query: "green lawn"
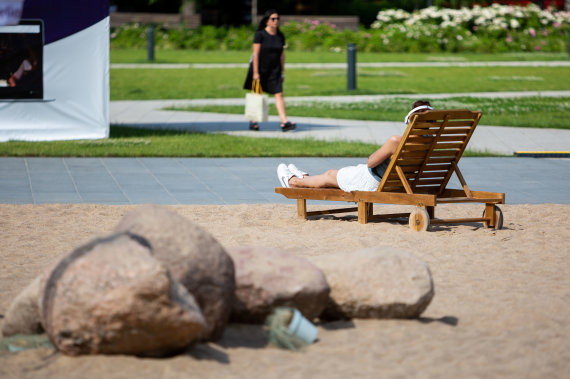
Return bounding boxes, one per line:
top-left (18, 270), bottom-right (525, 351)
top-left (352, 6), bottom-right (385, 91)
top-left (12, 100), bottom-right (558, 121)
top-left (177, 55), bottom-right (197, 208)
top-left (0, 126), bottom-right (499, 157)
top-left (110, 50), bottom-right (570, 131)
top-left (111, 66), bottom-right (570, 100)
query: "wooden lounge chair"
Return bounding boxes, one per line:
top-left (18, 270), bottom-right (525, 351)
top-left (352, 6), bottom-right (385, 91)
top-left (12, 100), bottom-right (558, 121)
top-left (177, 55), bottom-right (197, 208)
top-left (275, 109), bottom-right (505, 231)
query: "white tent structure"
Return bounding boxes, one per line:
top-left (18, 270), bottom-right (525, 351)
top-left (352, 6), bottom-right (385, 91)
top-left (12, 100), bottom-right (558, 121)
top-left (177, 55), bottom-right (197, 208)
top-left (0, 0), bottom-right (109, 141)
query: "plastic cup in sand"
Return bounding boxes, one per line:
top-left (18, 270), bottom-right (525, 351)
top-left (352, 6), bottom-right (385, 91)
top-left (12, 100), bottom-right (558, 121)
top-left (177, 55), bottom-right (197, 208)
top-left (287, 308), bottom-right (318, 344)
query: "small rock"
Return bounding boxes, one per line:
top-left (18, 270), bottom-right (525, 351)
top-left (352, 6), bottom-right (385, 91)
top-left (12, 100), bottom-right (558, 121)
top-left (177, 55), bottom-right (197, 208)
top-left (227, 246), bottom-right (330, 323)
top-left (311, 247), bottom-right (434, 320)
top-left (2, 276), bottom-right (43, 337)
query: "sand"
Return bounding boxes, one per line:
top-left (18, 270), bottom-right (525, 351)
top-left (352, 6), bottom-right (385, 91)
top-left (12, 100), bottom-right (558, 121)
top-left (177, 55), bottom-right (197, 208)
top-left (0, 203), bottom-right (569, 378)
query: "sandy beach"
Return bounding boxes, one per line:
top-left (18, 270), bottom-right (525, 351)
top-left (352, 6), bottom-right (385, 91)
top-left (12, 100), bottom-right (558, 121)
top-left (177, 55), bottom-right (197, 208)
top-left (1, 203), bottom-right (569, 378)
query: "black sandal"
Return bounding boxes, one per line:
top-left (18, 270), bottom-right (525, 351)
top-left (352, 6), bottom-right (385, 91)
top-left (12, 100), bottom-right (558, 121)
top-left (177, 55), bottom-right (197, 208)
top-left (280, 121), bottom-right (296, 132)
top-left (249, 121), bottom-right (259, 131)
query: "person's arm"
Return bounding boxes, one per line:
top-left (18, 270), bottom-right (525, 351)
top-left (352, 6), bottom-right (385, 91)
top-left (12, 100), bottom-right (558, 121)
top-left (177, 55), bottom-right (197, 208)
top-left (280, 51), bottom-right (285, 82)
top-left (252, 43), bottom-right (261, 81)
top-left (367, 135), bottom-right (402, 168)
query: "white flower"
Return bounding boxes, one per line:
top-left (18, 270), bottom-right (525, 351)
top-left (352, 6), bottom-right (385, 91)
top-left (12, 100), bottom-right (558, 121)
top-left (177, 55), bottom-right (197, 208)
top-left (369, 4), bottom-right (570, 31)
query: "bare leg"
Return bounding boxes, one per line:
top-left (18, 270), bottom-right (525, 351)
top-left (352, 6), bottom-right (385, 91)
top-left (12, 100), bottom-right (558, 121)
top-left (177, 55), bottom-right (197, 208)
top-left (274, 92), bottom-right (287, 124)
top-left (289, 169), bottom-right (339, 188)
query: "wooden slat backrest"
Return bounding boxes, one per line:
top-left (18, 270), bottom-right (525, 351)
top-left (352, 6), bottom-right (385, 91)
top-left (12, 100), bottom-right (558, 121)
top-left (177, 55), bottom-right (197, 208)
top-left (377, 109), bottom-right (482, 195)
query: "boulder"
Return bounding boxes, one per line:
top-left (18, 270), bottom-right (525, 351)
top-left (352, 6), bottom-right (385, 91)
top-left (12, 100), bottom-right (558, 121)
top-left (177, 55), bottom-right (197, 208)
top-left (114, 205), bottom-right (235, 341)
top-left (39, 232), bottom-right (206, 356)
top-left (227, 246), bottom-right (330, 323)
top-left (2, 276), bottom-right (43, 337)
top-left (311, 247), bottom-right (434, 320)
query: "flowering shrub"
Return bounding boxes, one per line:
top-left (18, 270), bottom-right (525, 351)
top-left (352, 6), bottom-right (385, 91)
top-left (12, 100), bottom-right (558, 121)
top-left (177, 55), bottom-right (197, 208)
top-left (111, 24), bottom-right (253, 50)
top-left (110, 5), bottom-right (569, 53)
top-left (370, 4), bottom-right (570, 53)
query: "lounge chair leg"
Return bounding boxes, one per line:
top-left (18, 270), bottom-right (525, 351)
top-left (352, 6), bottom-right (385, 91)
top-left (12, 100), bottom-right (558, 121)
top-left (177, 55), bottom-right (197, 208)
top-left (297, 199), bottom-right (307, 220)
top-left (367, 203), bottom-right (374, 218)
top-left (426, 206), bottom-right (435, 219)
top-left (358, 201), bottom-right (369, 224)
top-left (484, 203), bottom-right (496, 227)
top-left (483, 204), bottom-right (503, 229)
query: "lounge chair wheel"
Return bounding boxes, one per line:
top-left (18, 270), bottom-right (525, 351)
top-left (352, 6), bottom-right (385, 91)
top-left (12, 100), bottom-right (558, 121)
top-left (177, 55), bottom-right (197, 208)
top-left (482, 205), bottom-right (503, 230)
top-left (409, 207), bottom-right (430, 232)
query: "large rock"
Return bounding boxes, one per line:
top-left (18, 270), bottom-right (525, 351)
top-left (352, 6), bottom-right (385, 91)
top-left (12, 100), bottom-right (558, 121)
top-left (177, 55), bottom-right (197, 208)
top-left (227, 246), bottom-right (330, 323)
top-left (2, 276), bottom-right (43, 337)
top-left (311, 247), bottom-right (434, 320)
top-left (114, 205), bottom-right (235, 341)
top-left (39, 232), bottom-right (206, 356)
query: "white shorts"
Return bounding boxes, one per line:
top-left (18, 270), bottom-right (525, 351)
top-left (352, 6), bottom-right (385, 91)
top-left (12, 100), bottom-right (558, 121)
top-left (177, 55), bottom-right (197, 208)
top-left (336, 164), bottom-right (381, 192)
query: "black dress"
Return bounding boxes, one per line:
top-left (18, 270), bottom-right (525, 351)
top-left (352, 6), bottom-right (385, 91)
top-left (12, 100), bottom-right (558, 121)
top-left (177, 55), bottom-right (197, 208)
top-left (243, 29), bottom-right (285, 95)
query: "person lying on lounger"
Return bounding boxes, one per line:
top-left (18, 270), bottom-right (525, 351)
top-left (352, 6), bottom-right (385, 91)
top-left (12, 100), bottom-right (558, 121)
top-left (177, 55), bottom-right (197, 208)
top-left (276, 100), bottom-right (433, 192)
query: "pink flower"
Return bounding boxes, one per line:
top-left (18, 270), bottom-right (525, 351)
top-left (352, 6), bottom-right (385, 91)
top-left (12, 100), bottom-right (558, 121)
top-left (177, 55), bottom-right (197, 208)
top-left (534, 45), bottom-right (541, 51)
top-left (529, 28), bottom-right (536, 38)
top-left (506, 34), bottom-right (512, 43)
top-left (472, 26), bottom-right (478, 31)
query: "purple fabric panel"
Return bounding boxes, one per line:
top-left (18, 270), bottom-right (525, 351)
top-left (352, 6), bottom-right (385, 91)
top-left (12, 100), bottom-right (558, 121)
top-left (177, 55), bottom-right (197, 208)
top-left (21, 0), bottom-right (109, 44)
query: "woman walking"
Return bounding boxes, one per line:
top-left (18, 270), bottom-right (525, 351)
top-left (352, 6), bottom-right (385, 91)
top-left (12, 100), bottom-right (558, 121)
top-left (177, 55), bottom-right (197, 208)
top-left (243, 9), bottom-right (296, 132)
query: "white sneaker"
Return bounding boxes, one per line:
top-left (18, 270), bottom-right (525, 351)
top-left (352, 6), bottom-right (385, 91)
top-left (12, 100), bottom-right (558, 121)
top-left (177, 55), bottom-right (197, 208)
top-left (288, 163), bottom-right (308, 179)
top-left (277, 163), bottom-right (293, 188)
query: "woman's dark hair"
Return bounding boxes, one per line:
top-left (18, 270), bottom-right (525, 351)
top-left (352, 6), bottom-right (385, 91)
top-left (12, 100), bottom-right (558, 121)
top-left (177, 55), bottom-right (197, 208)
top-left (412, 100), bottom-right (431, 109)
top-left (404, 100), bottom-right (433, 124)
top-left (257, 9), bottom-right (282, 34)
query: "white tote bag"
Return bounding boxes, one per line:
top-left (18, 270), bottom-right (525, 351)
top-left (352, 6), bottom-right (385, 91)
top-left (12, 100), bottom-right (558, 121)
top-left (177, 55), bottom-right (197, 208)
top-left (244, 79), bottom-right (269, 122)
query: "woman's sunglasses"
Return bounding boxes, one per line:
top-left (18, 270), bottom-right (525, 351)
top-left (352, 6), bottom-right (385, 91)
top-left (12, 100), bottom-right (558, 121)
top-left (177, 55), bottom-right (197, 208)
top-left (270, 17), bottom-right (280, 21)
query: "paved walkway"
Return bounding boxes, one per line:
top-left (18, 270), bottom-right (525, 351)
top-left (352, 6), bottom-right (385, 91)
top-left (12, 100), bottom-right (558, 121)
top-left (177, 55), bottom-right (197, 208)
top-left (110, 61), bottom-right (570, 69)
top-left (1, 157), bottom-right (568, 205)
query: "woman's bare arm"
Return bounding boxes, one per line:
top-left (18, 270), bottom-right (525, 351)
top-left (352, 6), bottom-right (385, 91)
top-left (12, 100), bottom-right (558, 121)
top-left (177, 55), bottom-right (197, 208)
top-left (252, 43), bottom-right (261, 80)
top-left (367, 135), bottom-right (401, 168)
top-left (280, 51), bottom-right (285, 81)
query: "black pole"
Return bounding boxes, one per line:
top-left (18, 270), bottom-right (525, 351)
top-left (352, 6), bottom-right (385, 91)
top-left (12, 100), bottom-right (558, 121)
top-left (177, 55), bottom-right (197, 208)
top-left (347, 43), bottom-right (356, 91)
top-left (147, 25), bottom-right (155, 62)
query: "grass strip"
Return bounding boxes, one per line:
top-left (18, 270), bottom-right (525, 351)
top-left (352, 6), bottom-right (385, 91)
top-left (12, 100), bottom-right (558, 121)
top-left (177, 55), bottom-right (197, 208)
top-left (168, 96), bottom-right (570, 130)
top-left (110, 50), bottom-right (570, 64)
top-left (0, 126), bottom-right (499, 157)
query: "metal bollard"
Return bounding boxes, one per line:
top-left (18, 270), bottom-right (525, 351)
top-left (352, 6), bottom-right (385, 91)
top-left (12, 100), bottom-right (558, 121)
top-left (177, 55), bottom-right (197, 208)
top-left (147, 25), bottom-right (155, 62)
top-left (347, 43), bottom-right (356, 91)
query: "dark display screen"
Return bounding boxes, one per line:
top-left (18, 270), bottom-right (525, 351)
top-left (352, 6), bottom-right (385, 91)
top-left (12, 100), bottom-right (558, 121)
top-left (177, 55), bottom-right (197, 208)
top-left (0, 19), bottom-right (43, 99)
